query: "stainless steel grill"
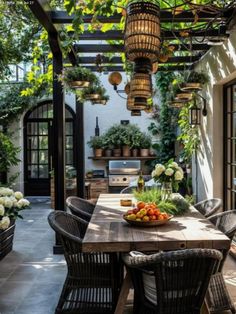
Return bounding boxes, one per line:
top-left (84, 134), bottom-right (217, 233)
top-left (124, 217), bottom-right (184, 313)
top-left (108, 160), bottom-right (141, 187)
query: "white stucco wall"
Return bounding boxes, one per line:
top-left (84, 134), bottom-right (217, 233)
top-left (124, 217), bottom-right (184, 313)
top-left (8, 72), bottom-right (154, 193)
top-left (193, 27), bottom-right (236, 201)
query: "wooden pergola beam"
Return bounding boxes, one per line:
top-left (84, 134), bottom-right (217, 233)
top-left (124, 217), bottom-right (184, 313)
top-left (82, 65), bottom-right (190, 72)
top-left (74, 43), bottom-right (209, 53)
top-left (72, 55), bottom-right (200, 64)
top-left (74, 29), bottom-right (228, 40)
top-left (50, 10), bottom-right (226, 24)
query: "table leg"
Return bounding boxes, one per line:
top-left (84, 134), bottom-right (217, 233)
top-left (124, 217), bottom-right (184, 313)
top-left (114, 271), bottom-right (132, 314)
top-left (201, 300), bottom-right (210, 314)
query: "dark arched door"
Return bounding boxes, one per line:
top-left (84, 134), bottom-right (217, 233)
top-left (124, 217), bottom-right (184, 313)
top-left (24, 101), bottom-right (75, 196)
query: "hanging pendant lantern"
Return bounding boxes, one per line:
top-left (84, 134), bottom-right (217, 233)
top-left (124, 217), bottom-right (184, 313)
top-left (124, 1), bottom-right (161, 63)
top-left (131, 110), bottom-right (141, 116)
top-left (130, 73), bottom-right (152, 103)
top-left (189, 106), bottom-right (201, 125)
top-left (126, 95), bottom-right (147, 111)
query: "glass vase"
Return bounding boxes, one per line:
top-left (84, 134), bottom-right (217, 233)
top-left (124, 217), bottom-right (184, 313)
top-left (161, 182), bottom-right (172, 201)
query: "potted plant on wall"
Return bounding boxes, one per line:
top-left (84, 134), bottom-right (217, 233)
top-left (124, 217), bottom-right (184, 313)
top-left (63, 66), bottom-right (98, 89)
top-left (103, 135), bottom-right (114, 157)
top-left (140, 133), bottom-right (152, 157)
top-left (120, 125), bottom-right (132, 157)
top-left (181, 71), bottom-right (209, 92)
top-left (87, 135), bottom-right (105, 157)
top-left (104, 125), bottom-right (124, 157)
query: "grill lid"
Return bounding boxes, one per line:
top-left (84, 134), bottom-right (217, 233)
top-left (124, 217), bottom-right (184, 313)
top-left (108, 160), bottom-right (141, 174)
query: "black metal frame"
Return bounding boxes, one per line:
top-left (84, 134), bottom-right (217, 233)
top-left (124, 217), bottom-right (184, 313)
top-left (223, 79), bottom-right (236, 211)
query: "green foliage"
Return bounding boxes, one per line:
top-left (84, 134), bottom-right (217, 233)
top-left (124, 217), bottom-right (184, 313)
top-left (149, 72), bottom-right (178, 164)
top-left (186, 71), bottom-right (209, 85)
top-left (0, 82), bottom-right (35, 127)
top-left (133, 188), bottom-right (162, 204)
top-left (134, 188), bottom-right (190, 216)
top-left (140, 133), bottom-right (152, 149)
top-left (87, 136), bottom-right (105, 149)
top-left (63, 67), bottom-right (98, 84)
top-left (0, 132), bottom-right (20, 173)
top-left (178, 103), bottom-right (200, 162)
top-left (80, 85), bottom-right (109, 102)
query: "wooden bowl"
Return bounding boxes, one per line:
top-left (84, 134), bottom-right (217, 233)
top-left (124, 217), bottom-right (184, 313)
top-left (123, 215), bottom-right (173, 227)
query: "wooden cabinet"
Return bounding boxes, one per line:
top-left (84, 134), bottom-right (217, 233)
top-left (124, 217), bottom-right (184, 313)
top-left (85, 178), bottom-right (108, 200)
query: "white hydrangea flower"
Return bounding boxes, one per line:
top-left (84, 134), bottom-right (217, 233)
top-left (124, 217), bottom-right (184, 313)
top-left (0, 204), bottom-right (5, 216)
top-left (0, 216), bottom-right (10, 230)
top-left (0, 197), bottom-right (5, 205)
top-left (170, 162), bottom-right (179, 169)
top-left (4, 197), bottom-right (13, 208)
top-left (0, 188), bottom-right (14, 196)
top-left (154, 164), bottom-right (166, 176)
top-left (165, 168), bottom-right (174, 176)
top-left (175, 170), bottom-right (184, 181)
top-left (17, 198), bottom-right (30, 208)
top-left (14, 191), bottom-right (23, 200)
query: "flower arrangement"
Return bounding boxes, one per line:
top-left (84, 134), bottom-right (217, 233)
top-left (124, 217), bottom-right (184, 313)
top-left (151, 159), bottom-right (184, 191)
top-left (0, 187), bottom-right (30, 230)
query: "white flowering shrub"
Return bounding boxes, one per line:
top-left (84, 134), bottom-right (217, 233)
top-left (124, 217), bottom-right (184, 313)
top-left (151, 159), bottom-right (184, 191)
top-left (0, 187), bottom-right (30, 230)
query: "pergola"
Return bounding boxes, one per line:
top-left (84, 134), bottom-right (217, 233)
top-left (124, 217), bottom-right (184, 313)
top-left (24, 0), bottom-right (236, 251)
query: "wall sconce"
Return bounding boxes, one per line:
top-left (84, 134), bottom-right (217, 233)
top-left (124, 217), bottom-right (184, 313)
top-left (108, 72), bottom-right (130, 99)
top-left (189, 95), bottom-right (207, 125)
top-left (189, 105), bottom-right (201, 125)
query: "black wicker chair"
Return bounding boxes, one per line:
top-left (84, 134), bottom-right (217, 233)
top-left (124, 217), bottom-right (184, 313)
top-left (122, 249), bottom-right (222, 314)
top-left (194, 198), bottom-right (222, 218)
top-left (66, 196), bottom-right (95, 222)
top-left (48, 211), bottom-right (123, 314)
top-left (205, 210), bottom-right (236, 314)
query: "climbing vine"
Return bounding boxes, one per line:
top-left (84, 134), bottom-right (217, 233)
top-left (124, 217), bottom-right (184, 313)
top-left (177, 103), bottom-right (200, 163)
top-left (148, 72), bottom-right (178, 163)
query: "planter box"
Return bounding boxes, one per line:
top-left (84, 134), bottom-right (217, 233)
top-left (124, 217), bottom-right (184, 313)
top-left (0, 220), bottom-right (15, 260)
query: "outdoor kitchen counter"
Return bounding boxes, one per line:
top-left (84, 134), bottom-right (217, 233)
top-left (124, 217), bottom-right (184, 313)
top-left (82, 193), bottom-right (230, 253)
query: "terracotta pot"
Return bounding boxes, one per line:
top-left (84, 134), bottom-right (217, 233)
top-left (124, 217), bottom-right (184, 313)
top-left (94, 148), bottom-right (103, 157)
top-left (113, 148), bottom-right (121, 157)
top-left (122, 145), bottom-right (131, 157)
top-left (132, 148), bottom-right (139, 157)
top-left (140, 148), bottom-right (150, 157)
top-left (104, 149), bottom-right (112, 157)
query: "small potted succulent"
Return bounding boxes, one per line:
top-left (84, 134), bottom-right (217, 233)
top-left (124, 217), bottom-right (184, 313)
top-left (63, 66), bottom-right (98, 89)
top-left (140, 133), bottom-right (152, 157)
top-left (87, 135), bottom-right (105, 157)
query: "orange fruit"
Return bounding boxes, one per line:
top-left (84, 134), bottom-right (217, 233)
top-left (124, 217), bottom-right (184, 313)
top-left (142, 215), bottom-right (150, 222)
top-left (137, 201), bottom-right (145, 210)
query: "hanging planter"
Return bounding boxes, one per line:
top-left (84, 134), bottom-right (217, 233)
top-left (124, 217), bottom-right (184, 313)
top-left (176, 93), bottom-right (193, 101)
top-left (181, 71), bottom-right (209, 92)
top-left (81, 85), bottom-right (109, 103)
top-left (63, 66), bottom-right (98, 89)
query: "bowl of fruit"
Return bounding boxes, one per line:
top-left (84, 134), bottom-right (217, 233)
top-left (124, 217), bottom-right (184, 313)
top-left (123, 201), bottom-right (173, 227)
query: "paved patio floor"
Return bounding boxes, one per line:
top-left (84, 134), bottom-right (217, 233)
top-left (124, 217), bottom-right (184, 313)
top-left (0, 199), bottom-right (235, 314)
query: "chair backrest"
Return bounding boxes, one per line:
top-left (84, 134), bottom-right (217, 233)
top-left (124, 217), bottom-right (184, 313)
top-left (48, 211), bottom-right (87, 253)
top-left (123, 248), bottom-right (222, 314)
top-left (209, 210), bottom-right (236, 240)
top-left (66, 196), bottom-right (94, 222)
top-left (194, 198), bottom-right (222, 218)
top-left (66, 196), bottom-right (95, 214)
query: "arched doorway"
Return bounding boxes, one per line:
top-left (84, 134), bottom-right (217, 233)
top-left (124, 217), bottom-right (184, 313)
top-left (23, 101), bottom-right (75, 196)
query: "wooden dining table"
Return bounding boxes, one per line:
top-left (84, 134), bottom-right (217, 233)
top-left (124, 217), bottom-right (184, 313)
top-left (82, 193), bottom-right (231, 314)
